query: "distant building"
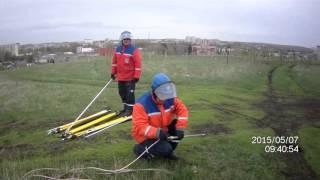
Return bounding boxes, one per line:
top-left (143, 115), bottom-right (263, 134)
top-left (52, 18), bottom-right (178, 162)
top-left (273, 52), bottom-right (280, 57)
top-left (93, 41), bottom-right (106, 48)
top-left (185, 36), bottom-right (218, 56)
top-left (111, 40), bottom-right (120, 45)
top-left (36, 58), bottom-right (48, 64)
top-left (0, 43), bottom-right (19, 56)
top-left (191, 45), bottom-right (217, 56)
top-left (77, 47), bottom-right (94, 54)
top-left (97, 48), bottom-right (114, 56)
top-left (185, 36), bottom-right (200, 44)
top-left (84, 39), bottom-right (94, 45)
top-left (63, 52), bottom-right (74, 55)
top-left (36, 54), bottom-right (56, 64)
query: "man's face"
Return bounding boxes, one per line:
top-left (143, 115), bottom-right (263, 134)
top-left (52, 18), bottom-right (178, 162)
top-left (122, 38), bottom-right (131, 46)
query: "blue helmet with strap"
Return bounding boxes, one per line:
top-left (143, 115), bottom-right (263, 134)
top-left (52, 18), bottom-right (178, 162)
top-left (151, 73), bottom-right (171, 90)
top-left (151, 73), bottom-right (176, 100)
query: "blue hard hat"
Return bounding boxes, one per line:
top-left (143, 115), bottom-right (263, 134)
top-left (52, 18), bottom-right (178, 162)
top-left (151, 73), bottom-right (172, 90)
top-left (151, 73), bottom-right (177, 100)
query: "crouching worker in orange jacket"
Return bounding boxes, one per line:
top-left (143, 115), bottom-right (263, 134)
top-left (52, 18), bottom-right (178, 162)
top-left (131, 73), bottom-right (188, 160)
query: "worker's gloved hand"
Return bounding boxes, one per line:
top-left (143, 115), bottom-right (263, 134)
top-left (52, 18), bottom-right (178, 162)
top-left (158, 129), bottom-right (167, 140)
top-left (133, 78), bottom-right (139, 83)
top-left (176, 130), bottom-right (184, 140)
top-left (111, 74), bottom-right (116, 80)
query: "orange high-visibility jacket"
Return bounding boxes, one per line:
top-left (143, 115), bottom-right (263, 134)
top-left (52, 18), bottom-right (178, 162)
top-left (111, 44), bottom-right (142, 81)
top-left (131, 92), bottom-right (188, 143)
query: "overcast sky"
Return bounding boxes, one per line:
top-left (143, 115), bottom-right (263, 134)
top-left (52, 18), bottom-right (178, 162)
top-left (0, 0), bottom-right (319, 47)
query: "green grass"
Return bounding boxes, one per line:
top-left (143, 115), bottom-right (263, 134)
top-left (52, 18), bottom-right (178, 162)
top-left (0, 55), bottom-right (319, 179)
top-left (299, 127), bottom-right (320, 177)
top-left (292, 64), bottom-right (320, 96)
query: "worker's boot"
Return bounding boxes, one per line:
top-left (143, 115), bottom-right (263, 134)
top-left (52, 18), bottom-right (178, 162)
top-left (118, 105), bottom-right (132, 116)
top-left (118, 104), bottom-right (127, 115)
top-left (165, 152), bottom-right (179, 161)
top-left (123, 105), bottom-right (133, 116)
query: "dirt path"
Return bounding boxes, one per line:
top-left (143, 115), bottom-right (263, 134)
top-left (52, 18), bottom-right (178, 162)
top-left (259, 65), bottom-right (317, 179)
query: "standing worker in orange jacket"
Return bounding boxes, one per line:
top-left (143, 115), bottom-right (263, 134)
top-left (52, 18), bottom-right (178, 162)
top-left (132, 73), bottom-right (188, 160)
top-left (111, 31), bottom-right (142, 115)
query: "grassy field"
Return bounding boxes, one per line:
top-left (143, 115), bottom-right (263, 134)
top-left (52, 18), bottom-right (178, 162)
top-left (0, 55), bottom-right (319, 179)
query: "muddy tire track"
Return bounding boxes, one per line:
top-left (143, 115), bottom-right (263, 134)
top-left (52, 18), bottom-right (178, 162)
top-left (198, 98), bottom-right (260, 122)
top-left (260, 65), bottom-right (317, 179)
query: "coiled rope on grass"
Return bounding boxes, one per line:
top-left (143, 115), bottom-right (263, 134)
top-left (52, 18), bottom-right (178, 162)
top-left (22, 139), bottom-right (169, 179)
top-left (22, 134), bottom-right (206, 179)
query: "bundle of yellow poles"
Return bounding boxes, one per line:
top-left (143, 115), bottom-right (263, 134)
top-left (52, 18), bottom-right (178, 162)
top-left (47, 109), bottom-right (132, 140)
top-left (47, 79), bottom-right (132, 140)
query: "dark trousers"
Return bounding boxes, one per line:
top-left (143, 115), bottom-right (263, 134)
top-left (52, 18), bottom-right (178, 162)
top-left (134, 120), bottom-right (178, 158)
top-left (118, 80), bottom-right (136, 111)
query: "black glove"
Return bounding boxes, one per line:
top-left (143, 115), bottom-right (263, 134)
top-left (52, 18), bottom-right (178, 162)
top-left (158, 129), bottom-right (167, 140)
top-left (111, 74), bottom-right (116, 80)
top-left (176, 130), bottom-right (184, 140)
top-left (133, 78), bottom-right (139, 83)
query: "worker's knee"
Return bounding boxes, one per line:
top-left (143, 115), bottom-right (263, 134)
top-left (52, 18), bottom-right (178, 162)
top-left (155, 140), bottom-right (173, 156)
top-left (133, 140), bottom-right (173, 158)
top-left (133, 144), bottom-right (144, 156)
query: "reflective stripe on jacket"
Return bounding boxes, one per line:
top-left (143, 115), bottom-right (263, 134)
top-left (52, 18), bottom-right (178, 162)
top-left (131, 92), bottom-right (188, 143)
top-left (111, 44), bottom-right (142, 81)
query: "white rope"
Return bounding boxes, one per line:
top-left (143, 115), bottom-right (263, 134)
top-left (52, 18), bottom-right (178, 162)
top-left (117, 139), bottom-right (160, 171)
top-left (185, 133), bottom-right (206, 137)
top-left (65, 79), bottom-right (113, 134)
top-left (168, 133), bottom-right (207, 141)
top-left (27, 174), bottom-right (59, 180)
top-left (68, 134), bottom-right (206, 174)
top-left (27, 174), bottom-right (91, 180)
top-left (65, 139), bottom-right (162, 176)
top-left (23, 134), bottom-right (206, 179)
top-left (22, 168), bottom-right (60, 179)
top-left (96, 168), bottom-right (172, 175)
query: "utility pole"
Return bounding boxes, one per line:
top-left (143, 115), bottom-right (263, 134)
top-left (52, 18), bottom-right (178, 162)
top-left (227, 50), bottom-right (229, 64)
top-left (226, 46), bottom-right (231, 64)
